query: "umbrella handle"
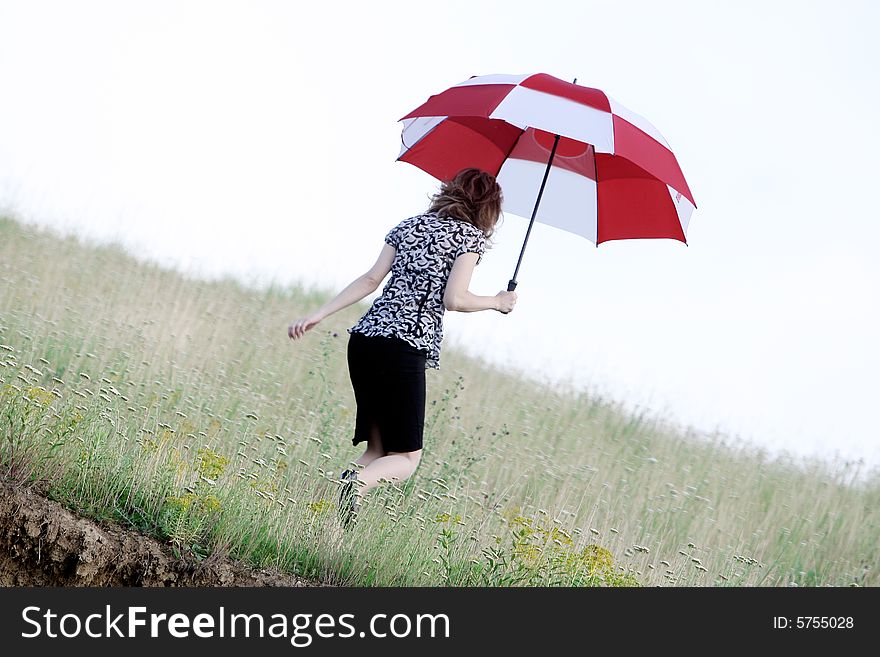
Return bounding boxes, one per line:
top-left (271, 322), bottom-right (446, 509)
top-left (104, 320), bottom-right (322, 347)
top-left (496, 279), bottom-right (517, 314)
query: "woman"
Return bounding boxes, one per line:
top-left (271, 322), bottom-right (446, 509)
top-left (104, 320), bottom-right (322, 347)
top-left (288, 168), bottom-right (517, 527)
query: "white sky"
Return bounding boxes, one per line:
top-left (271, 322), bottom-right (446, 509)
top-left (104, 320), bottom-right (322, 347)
top-left (1, 0), bottom-right (878, 471)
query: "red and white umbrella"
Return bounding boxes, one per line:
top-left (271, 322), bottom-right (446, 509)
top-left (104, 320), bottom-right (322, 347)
top-left (397, 72), bottom-right (698, 290)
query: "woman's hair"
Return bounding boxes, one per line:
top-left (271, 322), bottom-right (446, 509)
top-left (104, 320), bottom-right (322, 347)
top-left (427, 168), bottom-right (503, 239)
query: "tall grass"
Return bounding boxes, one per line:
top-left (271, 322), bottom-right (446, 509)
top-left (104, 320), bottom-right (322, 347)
top-left (1, 213), bottom-right (877, 586)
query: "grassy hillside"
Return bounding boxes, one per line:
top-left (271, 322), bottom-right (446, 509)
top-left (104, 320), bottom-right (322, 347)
top-left (1, 213), bottom-right (877, 586)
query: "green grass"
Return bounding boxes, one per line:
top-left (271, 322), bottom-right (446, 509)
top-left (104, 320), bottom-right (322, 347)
top-left (1, 213), bottom-right (877, 586)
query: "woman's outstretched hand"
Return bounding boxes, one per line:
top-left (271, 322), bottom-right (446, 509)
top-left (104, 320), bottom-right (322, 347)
top-left (495, 290), bottom-right (517, 314)
top-left (288, 312), bottom-right (324, 340)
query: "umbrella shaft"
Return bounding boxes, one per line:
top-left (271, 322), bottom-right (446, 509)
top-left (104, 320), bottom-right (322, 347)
top-left (508, 132), bottom-right (561, 292)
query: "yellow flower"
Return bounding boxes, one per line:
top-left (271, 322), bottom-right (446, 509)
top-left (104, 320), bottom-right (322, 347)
top-left (309, 499), bottom-right (331, 516)
top-left (500, 505), bottom-right (522, 523)
top-left (580, 544), bottom-right (614, 575)
top-left (434, 512), bottom-right (463, 524)
top-left (25, 385), bottom-right (55, 406)
top-left (197, 447), bottom-right (229, 480)
top-left (167, 493), bottom-right (195, 511)
top-left (201, 495), bottom-right (221, 513)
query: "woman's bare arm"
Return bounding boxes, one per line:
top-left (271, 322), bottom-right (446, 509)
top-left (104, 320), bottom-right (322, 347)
top-left (289, 243), bottom-right (395, 340)
top-left (443, 252), bottom-right (501, 312)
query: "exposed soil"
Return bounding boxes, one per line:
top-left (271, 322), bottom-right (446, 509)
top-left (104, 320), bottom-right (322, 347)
top-left (0, 482), bottom-right (328, 587)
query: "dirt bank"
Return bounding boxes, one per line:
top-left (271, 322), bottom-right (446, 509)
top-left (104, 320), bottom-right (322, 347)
top-left (0, 482), bottom-right (326, 586)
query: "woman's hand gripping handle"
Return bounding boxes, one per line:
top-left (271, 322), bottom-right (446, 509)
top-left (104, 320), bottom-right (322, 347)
top-left (496, 282), bottom-right (518, 314)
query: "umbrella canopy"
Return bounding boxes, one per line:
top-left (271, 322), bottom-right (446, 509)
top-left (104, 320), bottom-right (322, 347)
top-left (397, 73), bottom-right (697, 248)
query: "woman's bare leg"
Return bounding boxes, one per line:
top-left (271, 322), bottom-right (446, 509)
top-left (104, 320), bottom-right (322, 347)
top-left (352, 420), bottom-right (385, 468)
top-left (355, 449), bottom-right (422, 500)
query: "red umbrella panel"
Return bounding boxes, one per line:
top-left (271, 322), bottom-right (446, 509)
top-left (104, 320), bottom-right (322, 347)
top-left (397, 73), bottom-right (697, 247)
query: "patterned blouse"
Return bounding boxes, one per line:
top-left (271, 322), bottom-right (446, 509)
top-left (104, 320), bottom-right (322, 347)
top-left (347, 211), bottom-right (488, 369)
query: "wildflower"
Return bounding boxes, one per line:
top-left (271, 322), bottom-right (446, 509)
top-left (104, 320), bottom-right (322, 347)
top-left (435, 512), bottom-right (463, 524)
top-left (197, 448), bottom-right (229, 480)
top-left (25, 386), bottom-right (55, 406)
top-left (308, 499), bottom-right (331, 515)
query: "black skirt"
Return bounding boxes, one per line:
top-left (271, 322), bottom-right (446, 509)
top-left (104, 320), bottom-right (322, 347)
top-left (347, 331), bottom-right (428, 453)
